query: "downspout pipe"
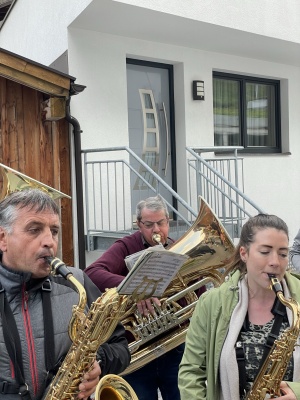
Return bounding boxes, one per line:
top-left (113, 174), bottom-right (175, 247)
top-left (66, 96), bottom-right (86, 270)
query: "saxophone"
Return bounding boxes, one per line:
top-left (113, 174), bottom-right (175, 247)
top-left (44, 257), bottom-right (138, 400)
top-left (246, 274), bottom-right (300, 400)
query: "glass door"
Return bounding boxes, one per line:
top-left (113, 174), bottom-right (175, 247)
top-left (126, 60), bottom-right (176, 219)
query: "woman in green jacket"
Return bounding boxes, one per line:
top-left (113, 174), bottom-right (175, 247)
top-left (179, 213), bottom-right (300, 400)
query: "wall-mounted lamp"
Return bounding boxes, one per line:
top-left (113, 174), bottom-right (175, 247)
top-left (192, 80), bottom-right (205, 100)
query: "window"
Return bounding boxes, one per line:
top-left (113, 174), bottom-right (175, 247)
top-left (213, 72), bottom-right (281, 153)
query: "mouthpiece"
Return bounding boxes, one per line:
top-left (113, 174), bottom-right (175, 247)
top-left (268, 273), bottom-right (283, 295)
top-left (152, 234), bottom-right (161, 244)
top-left (46, 256), bottom-right (72, 279)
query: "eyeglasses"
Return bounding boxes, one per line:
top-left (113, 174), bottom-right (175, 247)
top-left (139, 218), bottom-right (169, 229)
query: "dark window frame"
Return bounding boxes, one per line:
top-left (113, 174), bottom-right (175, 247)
top-left (213, 72), bottom-right (281, 154)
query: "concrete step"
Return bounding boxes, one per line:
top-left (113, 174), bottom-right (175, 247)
top-left (86, 231), bottom-right (131, 252)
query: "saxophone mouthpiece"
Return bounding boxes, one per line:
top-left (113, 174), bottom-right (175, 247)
top-left (267, 273), bottom-right (282, 294)
top-left (46, 256), bottom-right (72, 279)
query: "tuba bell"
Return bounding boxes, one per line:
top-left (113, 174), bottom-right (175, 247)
top-left (120, 196), bottom-right (235, 375)
top-left (0, 162), bottom-right (71, 200)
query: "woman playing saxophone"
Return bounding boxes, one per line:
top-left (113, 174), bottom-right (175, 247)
top-left (179, 213), bottom-right (300, 399)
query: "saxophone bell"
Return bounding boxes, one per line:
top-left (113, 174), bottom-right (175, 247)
top-left (95, 374), bottom-right (138, 400)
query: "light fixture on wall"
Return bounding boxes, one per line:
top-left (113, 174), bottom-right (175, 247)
top-left (192, 80), bottom-right (205, 100)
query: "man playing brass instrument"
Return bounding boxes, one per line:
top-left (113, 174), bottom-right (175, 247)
top-left (86, 195), bottom-right (174, 316)
top-left (0, 189), bottom-right (130, 399)
top-left (86, 195), bottom-right (179, 399)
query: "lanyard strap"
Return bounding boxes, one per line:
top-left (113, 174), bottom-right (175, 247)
top-left (0, 279), bottom-right (56, 398)
top-left (41, 279), bottom-right (55, 374)
top-left (0, 283), bottom-right (31, 398)
top-left (236, 298), bottom-right (286, 398)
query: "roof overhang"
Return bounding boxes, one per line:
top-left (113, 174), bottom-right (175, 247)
top-left (71, 0), bottom-right (300, 68)
top-left (0, 47), bottom-right (76, 97)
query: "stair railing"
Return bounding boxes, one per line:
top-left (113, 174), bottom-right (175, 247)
top-left (82, 147), bottom-right (197, 250)
top-left (186, 146), bottom-right (265, 238)
top-left (82, 146), bottom-right (265, 251)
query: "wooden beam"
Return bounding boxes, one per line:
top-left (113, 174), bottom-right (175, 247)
top-left (0, 50), bottom-right (71, 97)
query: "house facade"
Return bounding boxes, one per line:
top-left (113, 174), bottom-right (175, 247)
top-left (1, 0), bottom-right (300, 256)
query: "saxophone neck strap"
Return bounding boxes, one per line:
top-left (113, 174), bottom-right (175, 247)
top-left (236, 297), bottom-right (286, 398)
top-left (42, 279), bottom-right (56, 373)
top-left (0, 279), bottom-right (55, 398)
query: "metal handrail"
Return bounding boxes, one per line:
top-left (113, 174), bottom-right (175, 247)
top-left (186, 146), bottom-right (265, 238)
top-left (82, 147), bottom-right (197, 250)
top-left (186, 147), bottom-right (264, 213)
top-left (83, 146), bottom-right (196, 216)
top-left (82, 146), bottom-right (264, 251)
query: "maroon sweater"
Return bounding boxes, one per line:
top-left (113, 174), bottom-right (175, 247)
top-left (85, 231), bottom-right (146, 291)
top-left (85, 230), bottom-right (205, 297)
top-left (85, 231), bottom-right (206, 345)
top-left (85, 231), bottom-right (174, 290)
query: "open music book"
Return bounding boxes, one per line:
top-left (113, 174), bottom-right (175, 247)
top-left (117, 246), bottom-right (189, 298)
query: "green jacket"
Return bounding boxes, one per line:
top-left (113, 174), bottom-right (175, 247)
top-left (178, 270), bottom-right (300, 400)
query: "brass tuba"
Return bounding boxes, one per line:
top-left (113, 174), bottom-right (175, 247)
top-left (120, 197), bottom-right (235, 375)
top-left (0, 163), bottom-right (71, 200)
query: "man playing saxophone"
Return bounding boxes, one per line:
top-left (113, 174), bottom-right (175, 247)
top-left (179, 213), bottom-right (300, 400)
top-left (0, 189), bottom-right (130, 399)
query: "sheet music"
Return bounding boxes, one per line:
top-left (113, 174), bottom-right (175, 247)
top-left (118, 247), bottom-right (189, 298)
top-left (125, 244), bottom-right (163, 270)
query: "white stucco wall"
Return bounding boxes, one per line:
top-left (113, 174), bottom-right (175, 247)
top-left (1, 0), bottom-right (300, 66)
top-left (68, 28), bottom-right (300, 241)
top-left (0, 0), bottom-right (92, 64)
top-left (116, 0), bottom-right (300, 42)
